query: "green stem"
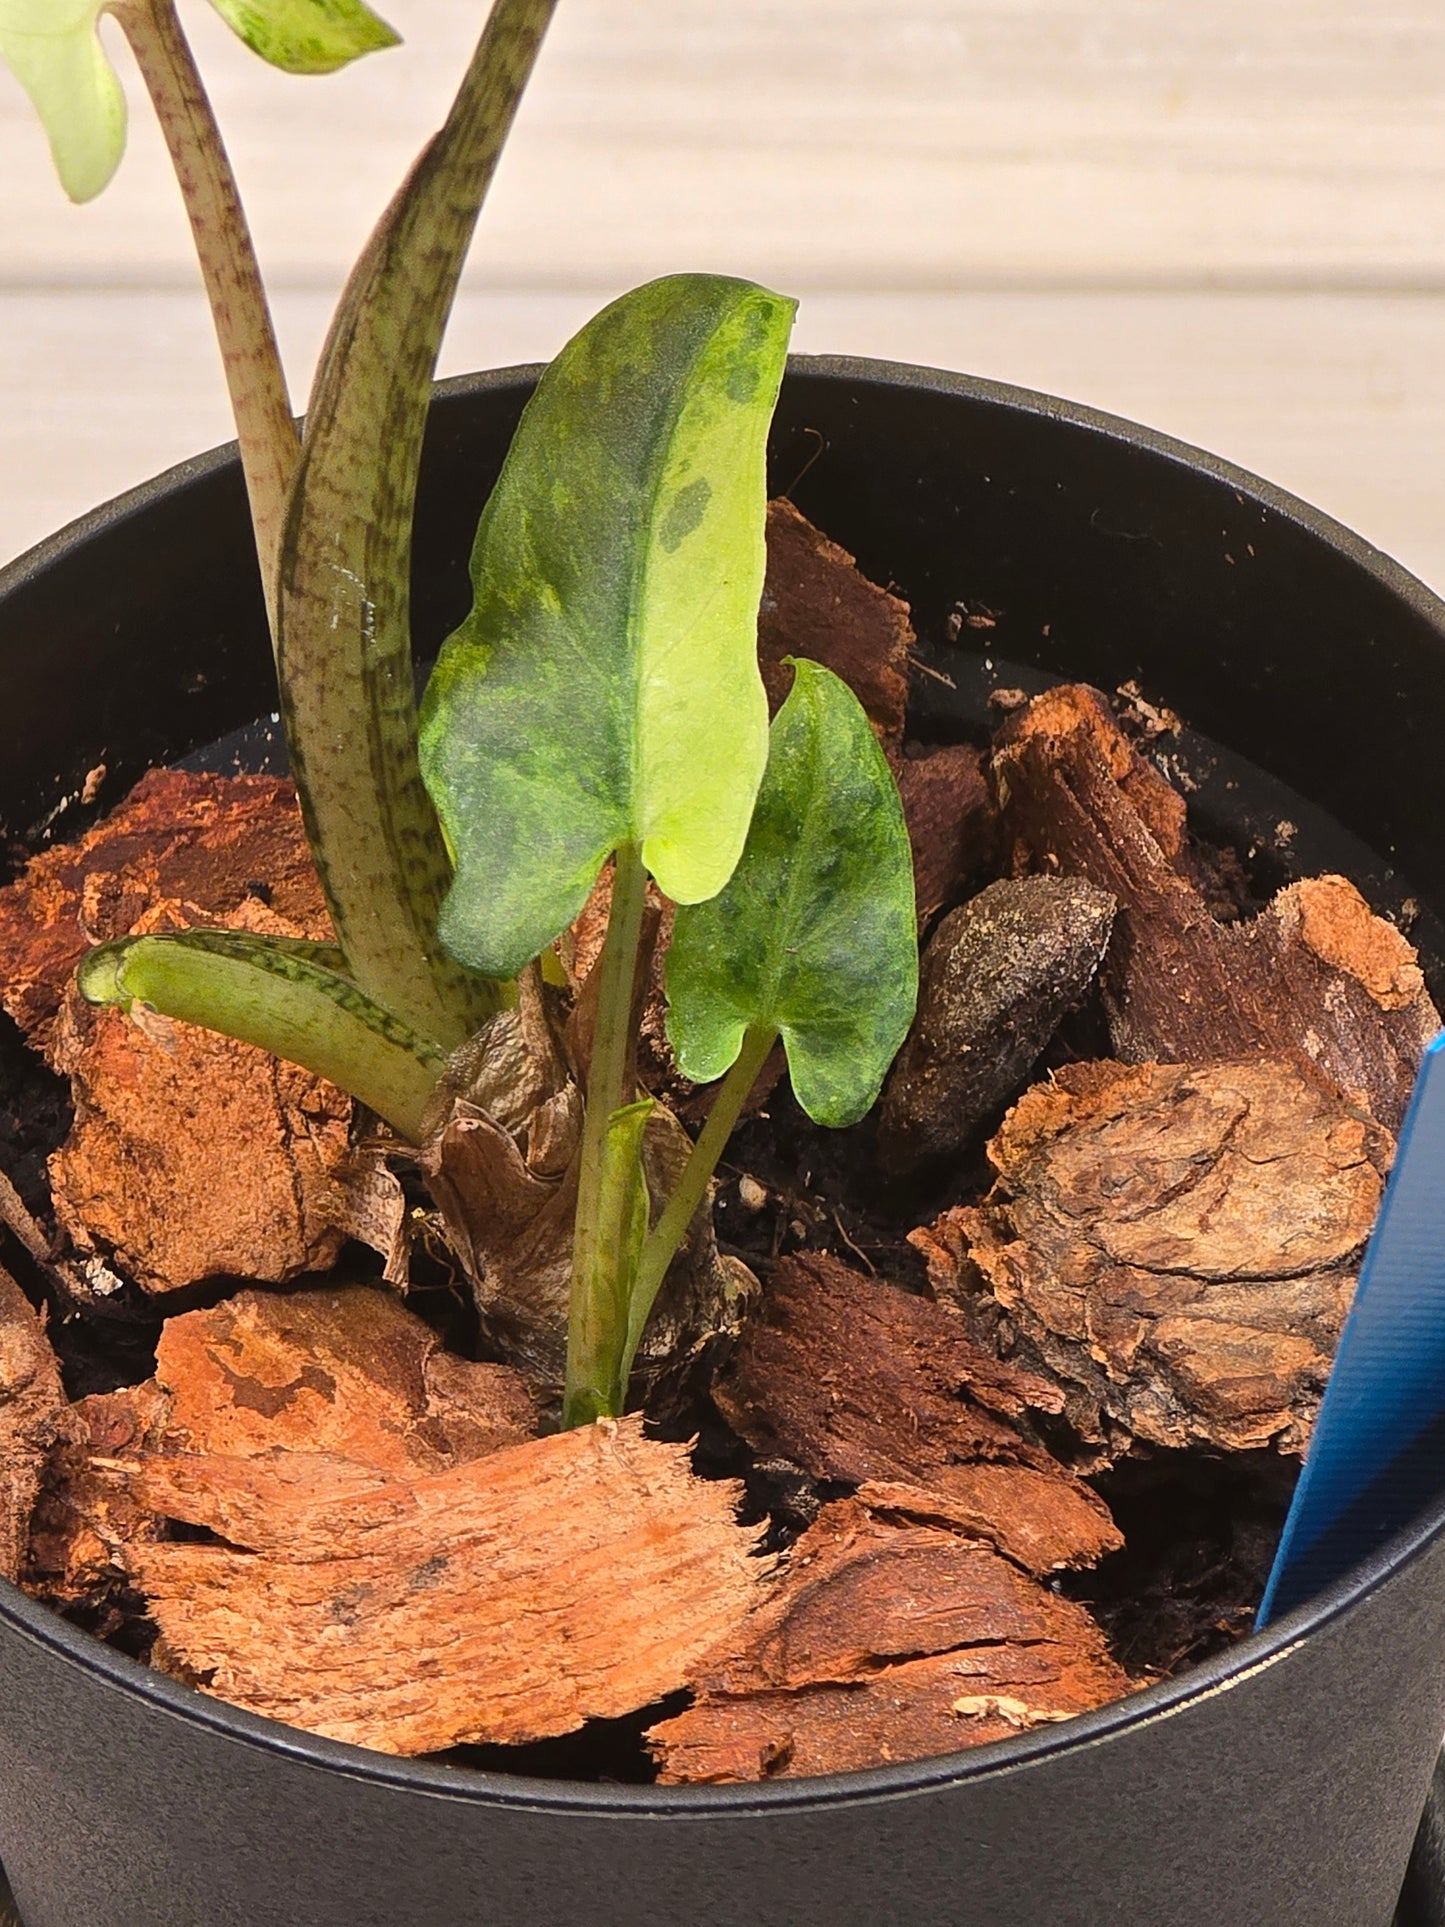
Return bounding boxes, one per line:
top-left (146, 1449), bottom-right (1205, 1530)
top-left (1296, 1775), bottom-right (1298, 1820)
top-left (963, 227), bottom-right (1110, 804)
top-left (619, 1022), bottom-right (778, 1390)
top-left (111, 0), bottom-right (298, 644)
top-left (562, 845), bottom-right (650, 1428)
top-left (77, 929), bottom-right (445, 1141)
top-left (277, 0), bottom-right (556, 1048)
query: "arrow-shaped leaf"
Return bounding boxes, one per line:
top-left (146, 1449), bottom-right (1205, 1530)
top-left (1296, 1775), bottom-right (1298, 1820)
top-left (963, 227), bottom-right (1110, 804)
top-left (0, 0), bottom-right (127, 202)
top-left (205, 0), bottom-right (399, 73)
top-left (419, 273), bottom-right (796, 982)
top-left (77, 928), bottom-right (445, 1141)
top-left (665, 658), bottom-right (918, 1129)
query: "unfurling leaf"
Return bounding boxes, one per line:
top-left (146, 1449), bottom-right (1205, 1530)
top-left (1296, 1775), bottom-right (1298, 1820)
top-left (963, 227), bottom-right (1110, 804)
top-left (77, 928), bottom-right (445, 1142)
top-left (0, 0), bottom-right (127, 202)
top-left (205, 0), bottom-right (399, 73)
top-left (569, 1097), bottom-right (655, 1425)
top-left (419, 273), bottom-right (796, 981)
top-left (665, 659), bottom-right (918, 1129)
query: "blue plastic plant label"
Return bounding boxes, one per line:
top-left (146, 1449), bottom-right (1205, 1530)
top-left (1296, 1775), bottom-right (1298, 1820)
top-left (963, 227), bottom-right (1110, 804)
top-left (1260, 1032), bottom-right (1445, 1625)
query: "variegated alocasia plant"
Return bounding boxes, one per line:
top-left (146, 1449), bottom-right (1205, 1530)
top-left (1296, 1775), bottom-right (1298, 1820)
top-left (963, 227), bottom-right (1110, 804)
top-left (9, 0), bottom-right (920, 1429)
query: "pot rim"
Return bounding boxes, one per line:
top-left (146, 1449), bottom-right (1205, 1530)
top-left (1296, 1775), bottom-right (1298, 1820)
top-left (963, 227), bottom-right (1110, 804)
top-left (3, 352), bottom-right (1443, 1816)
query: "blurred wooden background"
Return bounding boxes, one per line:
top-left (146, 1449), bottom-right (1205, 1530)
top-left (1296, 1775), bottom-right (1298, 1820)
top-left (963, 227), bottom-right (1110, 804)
top-left (3, 1), bottom-right (1445, 585)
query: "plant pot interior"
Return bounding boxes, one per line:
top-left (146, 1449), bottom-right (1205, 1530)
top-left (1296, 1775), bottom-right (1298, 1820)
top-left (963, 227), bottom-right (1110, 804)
top-left (2, 362), bottom-right (1445, 1927)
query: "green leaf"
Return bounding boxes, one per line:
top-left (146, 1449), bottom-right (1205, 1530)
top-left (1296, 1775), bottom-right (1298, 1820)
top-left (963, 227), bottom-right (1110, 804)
top-left (0, 0), bottom-right (127, 203)
top-left (665, 659), bottom-right (918, 1129)
top-left (419, 272), bottom-right (796, 981)
top-left (77, 928), bottom-right (446, 1142)
top-left (204, 0), bottom-right (399, 73)
top-left (277, 0), bottom-right (556, 1048)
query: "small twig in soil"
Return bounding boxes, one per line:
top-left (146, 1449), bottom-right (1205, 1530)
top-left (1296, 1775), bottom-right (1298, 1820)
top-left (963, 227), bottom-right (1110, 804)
top-left (910, 658), bottom-right (958, 688)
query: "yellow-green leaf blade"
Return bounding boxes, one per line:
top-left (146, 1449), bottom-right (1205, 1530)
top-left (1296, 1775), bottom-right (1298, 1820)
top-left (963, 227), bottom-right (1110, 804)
top-left (0, 0), bottom-right (126, 202)
top-left (204, 0), bottom-right (399, 73)
top-left (419, 273), bottom-right (795, 981)
top-left (665, 660), bottom-right (918, 1129)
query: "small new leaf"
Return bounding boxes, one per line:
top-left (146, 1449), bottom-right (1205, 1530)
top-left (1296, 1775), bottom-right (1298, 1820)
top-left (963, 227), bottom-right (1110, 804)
top-left (665, 659), bottom-right (918, 1129)
top-left (205, 0), bottom-right (399, 74)
top-left (0, 0), bottom-right (127, 202)
top-left (78, 928), bottom-right (445, 1142)
top-left (420, 273), bottom-right (795, 980)
top-left (564, 1096), bottom-right (655, 1428)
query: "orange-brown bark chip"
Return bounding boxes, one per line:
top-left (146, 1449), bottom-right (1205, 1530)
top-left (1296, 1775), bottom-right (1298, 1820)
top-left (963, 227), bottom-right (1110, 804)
top-left (0, 767), bottom-right (367, 1296)
top-left (0, 769), bottom-right (327, 1057)
top-left (151, 1286), bottom-right (536, 1470)
top-left (48, 984), bottom-right (354, 1294)
top-left (117, 1416), bottom-right (770, 1757)
top-left (0, 1265), bottom-right (76, 1582)
top-left (912, 1058), bottom-right (1392, 1457)
top-left (759, 499), bottom-right (913, 752)
top-left (713, 1253), bottom-right (1119, 1576)
top-left (27, 1379), bottom-right (170, 1611)
top-left (28, 1287), bottom-right (536, 1611)
top-left (647, 1498), bottom-right (1131, 1783)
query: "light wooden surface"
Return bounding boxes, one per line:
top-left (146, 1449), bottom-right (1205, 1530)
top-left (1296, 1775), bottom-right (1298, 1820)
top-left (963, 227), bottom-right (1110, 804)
top-left (3, 2), bottom-right (1445, 587)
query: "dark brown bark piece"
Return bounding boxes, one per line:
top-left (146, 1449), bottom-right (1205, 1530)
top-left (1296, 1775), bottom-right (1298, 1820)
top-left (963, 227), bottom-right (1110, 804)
top-left (561, 860), bottom-right (785, 1125)
top-left (0, 770), bottom-right (327, 1057)
top-left (895, 743), bottom-right (1000, 925)
top-left (759, 498), bottom-right (913, 751)
top-left (912, 1057), bottom-right (1392, 1456)
top-left (715, 1250), bottom-right (1062, 1475)
top-left (648, 1498), bottom-right (1130, 1783)
top-left (116, 1416), bottom-right (770, 1757)
top-left (879, 875), bottom-right (1117, 1174)
top-left (992, 684), bottom-right (1438, 1131)
top-left (714, 1253), bottom-right (1119, 1572)
top-left (855, 1466), bottom-right (1120, 1578)
top-left (0, 1265), bottom-right (75, 1582)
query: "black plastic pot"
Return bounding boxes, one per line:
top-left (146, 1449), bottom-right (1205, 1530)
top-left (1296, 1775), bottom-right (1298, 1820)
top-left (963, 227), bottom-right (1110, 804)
top-left (1, 359), bottom-right (1444, 1927)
